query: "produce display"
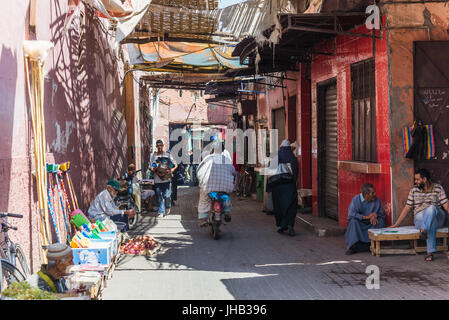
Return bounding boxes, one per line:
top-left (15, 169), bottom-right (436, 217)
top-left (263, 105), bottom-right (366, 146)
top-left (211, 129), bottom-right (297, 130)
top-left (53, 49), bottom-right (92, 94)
top-left (1, 281), bottom-right (59, 300)
top-left (120, 235), bottom-right (159, 256)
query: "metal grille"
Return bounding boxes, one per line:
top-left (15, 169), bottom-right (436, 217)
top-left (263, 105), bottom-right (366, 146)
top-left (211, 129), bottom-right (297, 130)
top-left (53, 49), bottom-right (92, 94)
top-left (351, 58), bottom-right (377, 162)
top-left (324, 85), bottom-right (338, 220)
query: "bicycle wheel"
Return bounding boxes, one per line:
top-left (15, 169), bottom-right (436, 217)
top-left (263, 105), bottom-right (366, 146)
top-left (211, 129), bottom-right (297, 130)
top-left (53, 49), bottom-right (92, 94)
top-left (118, 202), bottom-right (139, 230)
top-left (0, 246), bottom-right (7, 260)
top-left (13, 244), bottom-right (30, 278)
top-left (127, 203), bottom-right (139, 230)
top-left (1, 259), bottom-right (26, 293)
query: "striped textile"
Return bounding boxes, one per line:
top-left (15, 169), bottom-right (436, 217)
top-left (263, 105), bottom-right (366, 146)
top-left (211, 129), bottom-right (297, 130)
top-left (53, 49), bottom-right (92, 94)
top-left (402, 124), bottom-right (435, 159)
top-left (406, 183), bottom-right (449, 215)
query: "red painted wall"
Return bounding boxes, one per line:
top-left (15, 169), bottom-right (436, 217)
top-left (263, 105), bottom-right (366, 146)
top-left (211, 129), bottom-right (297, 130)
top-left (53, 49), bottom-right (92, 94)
top-left (296, 64), bottom-right (312, 190)
top-left (310, 18), bottom-right (391, 226)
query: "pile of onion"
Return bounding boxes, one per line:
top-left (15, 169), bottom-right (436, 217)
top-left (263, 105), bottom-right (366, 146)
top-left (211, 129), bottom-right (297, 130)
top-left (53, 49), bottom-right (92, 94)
top-left (120, 235), bottom-right (159, 256)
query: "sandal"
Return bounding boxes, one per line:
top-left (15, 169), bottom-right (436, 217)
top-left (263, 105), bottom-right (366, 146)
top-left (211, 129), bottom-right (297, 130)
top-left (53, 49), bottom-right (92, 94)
top-left (425, 253), bottom-right (434, 261)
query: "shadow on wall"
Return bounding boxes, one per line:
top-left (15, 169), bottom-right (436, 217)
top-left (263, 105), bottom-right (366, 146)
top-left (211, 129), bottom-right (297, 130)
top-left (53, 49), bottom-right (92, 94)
top-left (48, 2), bottom-right (127, 216)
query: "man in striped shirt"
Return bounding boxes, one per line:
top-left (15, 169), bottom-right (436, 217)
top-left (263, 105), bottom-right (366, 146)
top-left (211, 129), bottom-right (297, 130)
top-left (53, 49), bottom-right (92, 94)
top-left (390, 168), bottom-right (449, 261)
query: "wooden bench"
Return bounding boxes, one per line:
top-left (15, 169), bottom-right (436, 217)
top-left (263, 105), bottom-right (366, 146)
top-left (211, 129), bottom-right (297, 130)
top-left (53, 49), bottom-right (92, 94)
top-left (368, 227), bottom-right (449, 257)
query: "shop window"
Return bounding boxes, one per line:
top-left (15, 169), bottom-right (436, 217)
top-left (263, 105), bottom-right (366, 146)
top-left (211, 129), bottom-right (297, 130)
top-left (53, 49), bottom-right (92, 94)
top-left (351, 58), bottom-right (377, 162)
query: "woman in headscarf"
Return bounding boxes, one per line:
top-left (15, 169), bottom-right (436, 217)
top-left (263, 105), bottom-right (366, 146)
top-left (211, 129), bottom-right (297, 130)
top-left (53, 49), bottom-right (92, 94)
top-left (268, 139), bottom-right (299, 236)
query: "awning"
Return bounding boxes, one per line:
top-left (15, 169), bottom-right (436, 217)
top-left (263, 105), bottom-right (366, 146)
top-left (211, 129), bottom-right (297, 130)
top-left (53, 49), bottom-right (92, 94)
top-left (126, 41), bottom-right (247, 76)
top-left (232, 7), bottom-right (381, 74)
top-left (82, 0), bottom-right (152, 43)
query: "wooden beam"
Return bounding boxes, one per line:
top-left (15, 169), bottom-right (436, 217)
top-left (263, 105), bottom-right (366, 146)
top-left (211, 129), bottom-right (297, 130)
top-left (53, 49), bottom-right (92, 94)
top-left (124, 64), bottom-right (136, 164)
top-left (29, 0), bottom-right (37, 28)
top-left (121, 36), bottom-right (224, 45)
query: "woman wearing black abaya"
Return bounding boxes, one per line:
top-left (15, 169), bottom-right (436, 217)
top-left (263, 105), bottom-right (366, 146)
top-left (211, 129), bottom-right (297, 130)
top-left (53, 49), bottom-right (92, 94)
top-left (268, 139), bottom-right (299, 236)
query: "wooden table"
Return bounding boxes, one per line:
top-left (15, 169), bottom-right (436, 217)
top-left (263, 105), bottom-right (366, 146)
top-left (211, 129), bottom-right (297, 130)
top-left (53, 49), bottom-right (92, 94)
top-left (369, 229), bottom-right (419, 257)
top-left (369, 227), bottom-right (449, 257)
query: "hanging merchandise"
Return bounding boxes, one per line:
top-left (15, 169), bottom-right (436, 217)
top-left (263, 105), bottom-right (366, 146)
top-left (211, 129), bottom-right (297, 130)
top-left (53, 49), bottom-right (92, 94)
top-left (46, 164), bottom-right (62, 244)
top-left (50, 164), bottom-right (72, 243)
top-left (402, 121), bottom-right (436, 160)
top-left (57, 169), bottom-right (74, 235)
top-left (23, 40), bottom-right (54, 263)
top-left (64, 162), bottom-right (79, 210)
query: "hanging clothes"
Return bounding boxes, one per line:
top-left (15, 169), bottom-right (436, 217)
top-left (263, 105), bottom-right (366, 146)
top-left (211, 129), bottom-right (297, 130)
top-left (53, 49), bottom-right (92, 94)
top-left (402, 121), bottom-right (436, 160)
top-left (406, 121), bottom-right (427, 161)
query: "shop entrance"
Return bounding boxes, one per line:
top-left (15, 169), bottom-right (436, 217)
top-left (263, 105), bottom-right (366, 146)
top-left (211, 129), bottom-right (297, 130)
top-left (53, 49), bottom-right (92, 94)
top-left (272, 107), bottom-right (286, 148)
top-left (318, 79), bottom-right (338, 220)
top-left (414, 41), bottom-right (449, 193)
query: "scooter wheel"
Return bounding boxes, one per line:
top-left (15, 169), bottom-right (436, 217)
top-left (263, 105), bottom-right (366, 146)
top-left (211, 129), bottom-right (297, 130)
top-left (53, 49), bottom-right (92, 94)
top-left (212, 222), bottom-right (220, 240)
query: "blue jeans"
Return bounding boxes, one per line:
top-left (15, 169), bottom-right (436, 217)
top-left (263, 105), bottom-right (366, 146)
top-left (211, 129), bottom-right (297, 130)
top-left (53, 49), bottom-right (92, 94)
top-left (155, 182), bottom-right (172, 216)
top-left (110, 213), bottom-right (129, 232)
top-left (414, 205), bottom-right (446, 253)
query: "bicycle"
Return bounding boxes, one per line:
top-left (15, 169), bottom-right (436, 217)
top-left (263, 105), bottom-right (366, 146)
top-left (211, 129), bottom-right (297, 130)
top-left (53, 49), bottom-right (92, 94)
top-left (116, 169), bottom-right (142, 230)
top-left (0, 212), bottom-right (30, 292)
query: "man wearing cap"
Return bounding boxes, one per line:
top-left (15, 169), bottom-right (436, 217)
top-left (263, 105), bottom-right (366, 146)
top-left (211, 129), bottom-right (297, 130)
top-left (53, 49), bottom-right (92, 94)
top-left (87, 179), bottom-right (135, 231)
top-left (26, 243), bottom-right (74, 294)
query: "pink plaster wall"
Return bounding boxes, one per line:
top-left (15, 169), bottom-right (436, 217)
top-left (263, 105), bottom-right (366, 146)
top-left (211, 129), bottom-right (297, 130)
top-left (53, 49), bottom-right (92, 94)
top-left (0, 2), bottom-right (128, 271)
top-left (153, 89), bottom-right (232, 147)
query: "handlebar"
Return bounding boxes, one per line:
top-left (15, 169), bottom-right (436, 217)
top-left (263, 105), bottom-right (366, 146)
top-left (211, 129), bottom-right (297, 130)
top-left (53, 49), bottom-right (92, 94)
top-left (118, 169), bottom-right (143, 181)
top-left (0, 212), bottom-right (23, 218)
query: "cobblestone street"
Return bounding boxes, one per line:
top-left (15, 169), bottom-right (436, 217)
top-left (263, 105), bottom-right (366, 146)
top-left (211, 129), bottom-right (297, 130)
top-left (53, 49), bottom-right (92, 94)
top-left (102, 186), bottom-right (449, 300)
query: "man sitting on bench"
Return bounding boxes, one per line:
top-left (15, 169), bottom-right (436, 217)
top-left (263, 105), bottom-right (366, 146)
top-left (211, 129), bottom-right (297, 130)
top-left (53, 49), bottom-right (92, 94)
top-left (390, 168), bottom-right (449, 261)
top-left (345, 183), bottom-right (385, 255)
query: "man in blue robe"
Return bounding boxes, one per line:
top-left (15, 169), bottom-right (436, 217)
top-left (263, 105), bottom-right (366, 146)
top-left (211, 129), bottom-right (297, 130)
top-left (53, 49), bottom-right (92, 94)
top-left (345, 183), bottom-right (385, 255)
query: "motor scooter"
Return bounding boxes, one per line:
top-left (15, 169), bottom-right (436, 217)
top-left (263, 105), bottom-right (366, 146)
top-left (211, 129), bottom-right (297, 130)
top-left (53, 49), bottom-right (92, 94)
top-left (205, 192), bottom-right (231, 240)
top-left (115, 169), bottom-right (142, 230)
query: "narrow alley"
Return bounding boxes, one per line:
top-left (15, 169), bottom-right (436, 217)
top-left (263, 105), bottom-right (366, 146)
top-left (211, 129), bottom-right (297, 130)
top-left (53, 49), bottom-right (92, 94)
top-left (3, 0), bottom-right (449, 303)
top-left (103, 186), bottom-right (449, 300)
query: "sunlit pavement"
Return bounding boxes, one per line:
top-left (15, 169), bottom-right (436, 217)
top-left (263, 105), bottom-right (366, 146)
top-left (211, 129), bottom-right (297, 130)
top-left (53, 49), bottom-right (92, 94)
top-left (102, 186), bottom-right (449, 300)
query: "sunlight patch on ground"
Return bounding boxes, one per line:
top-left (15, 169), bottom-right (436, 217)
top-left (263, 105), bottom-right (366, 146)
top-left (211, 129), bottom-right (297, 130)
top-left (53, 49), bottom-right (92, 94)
top-left (254, 260), bottom-right (363, 268)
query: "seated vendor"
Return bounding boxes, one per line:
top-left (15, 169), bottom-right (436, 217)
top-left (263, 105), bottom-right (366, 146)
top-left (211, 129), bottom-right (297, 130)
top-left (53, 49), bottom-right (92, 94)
top-left (390, 168), bottom-right (449, 261)
top-left (25, 243), bottom-right (73, 294)
top-left (345, 183), bottom-right (385, 255)
top-left (87, 179), bottom-right (135, 232)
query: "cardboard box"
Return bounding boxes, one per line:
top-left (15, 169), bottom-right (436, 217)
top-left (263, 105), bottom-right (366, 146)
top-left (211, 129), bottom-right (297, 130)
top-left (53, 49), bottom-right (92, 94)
top-left (90, 239), bottom-right (114, 257)
top-left (72, 242), bottom-right (111, 265)
top-left (99, 232), bottom-right (118, 255)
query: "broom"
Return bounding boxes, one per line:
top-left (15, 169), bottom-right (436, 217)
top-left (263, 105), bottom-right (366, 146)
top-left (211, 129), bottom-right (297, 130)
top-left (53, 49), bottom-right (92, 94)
top-left (47, 164), bottom-right (62, 243)
top-left (23, 40), bottom-right (54, 263)
top-left (52, 165), bottom-right (71, 243)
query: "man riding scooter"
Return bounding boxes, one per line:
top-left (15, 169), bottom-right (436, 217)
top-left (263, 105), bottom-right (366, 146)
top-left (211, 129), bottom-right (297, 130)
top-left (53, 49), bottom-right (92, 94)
top-left (196, 140), bottom-right (236, 227)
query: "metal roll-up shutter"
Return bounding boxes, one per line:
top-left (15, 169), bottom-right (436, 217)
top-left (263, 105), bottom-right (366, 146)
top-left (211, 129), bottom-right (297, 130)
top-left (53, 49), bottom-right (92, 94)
top-left (324, 85), bottom-right (338, 220)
